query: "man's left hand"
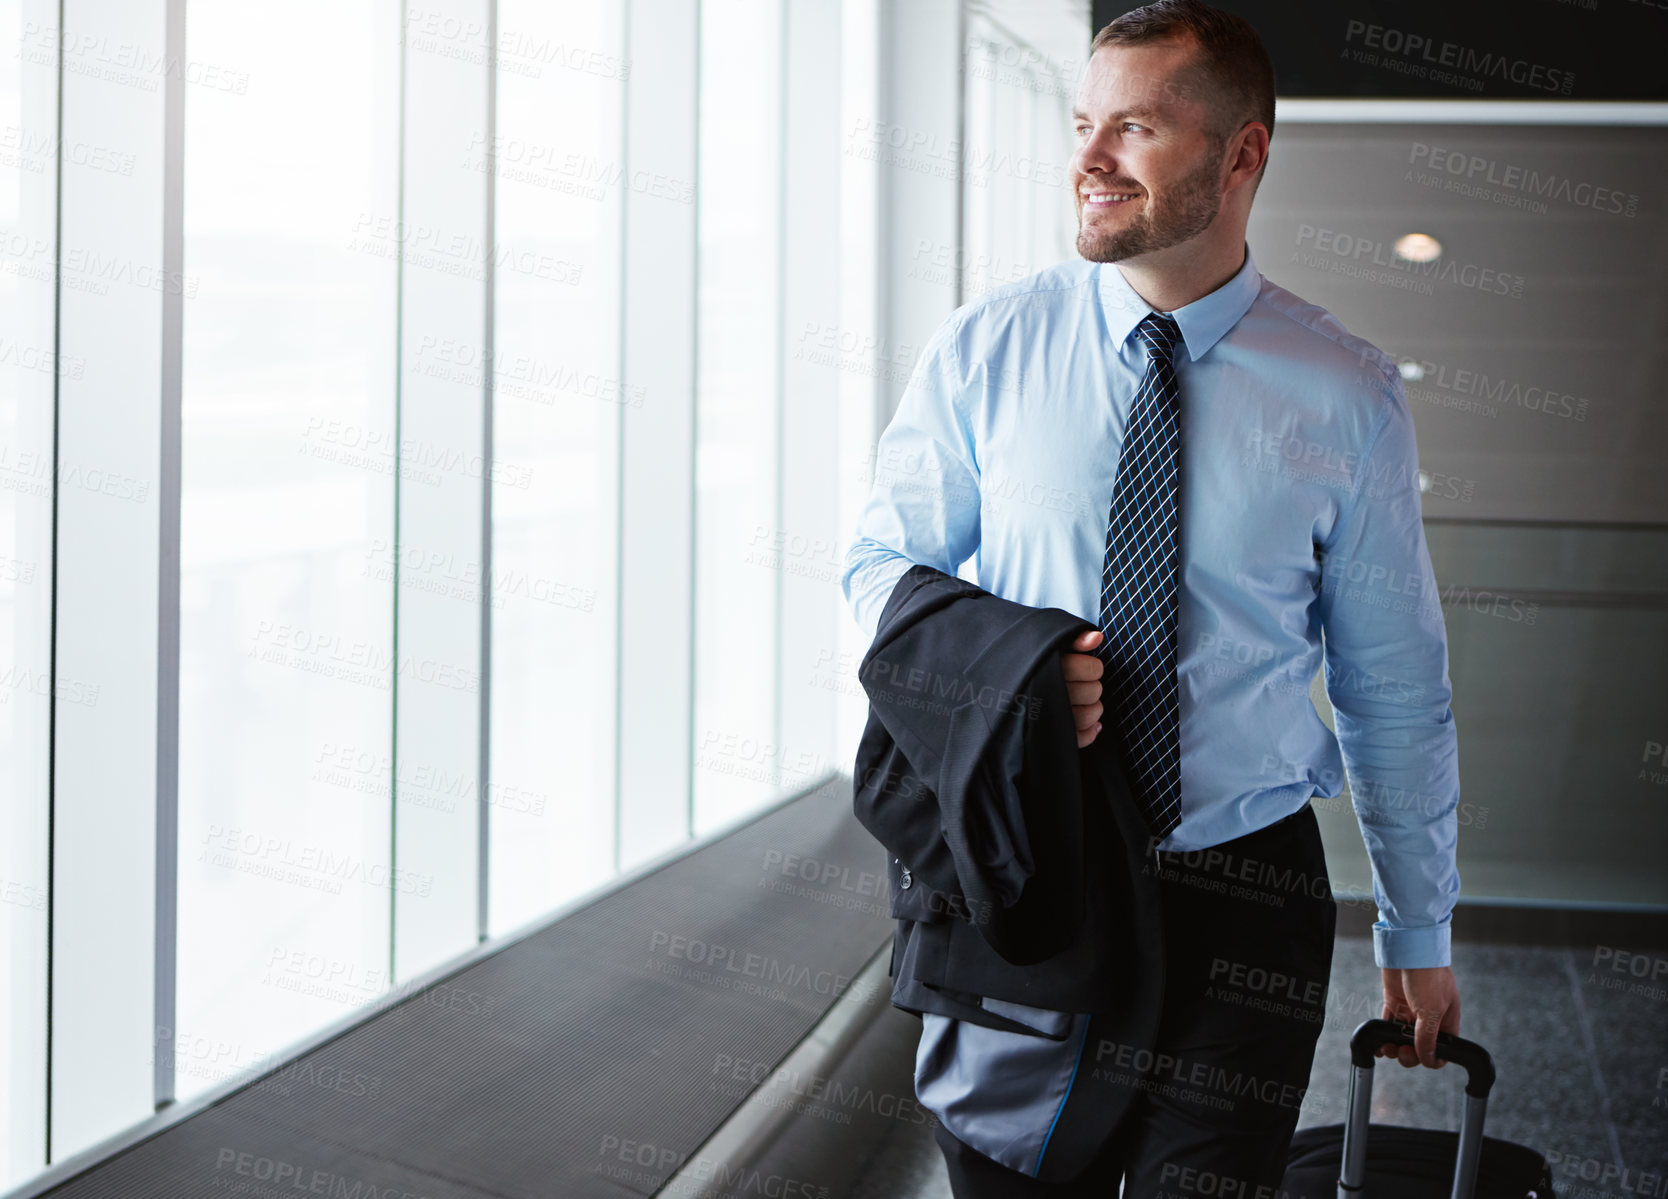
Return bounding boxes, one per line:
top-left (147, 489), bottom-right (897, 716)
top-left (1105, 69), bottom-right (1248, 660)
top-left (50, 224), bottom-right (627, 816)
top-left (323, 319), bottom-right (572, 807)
top-left (1378, 966), bottom-right (1460, 1068)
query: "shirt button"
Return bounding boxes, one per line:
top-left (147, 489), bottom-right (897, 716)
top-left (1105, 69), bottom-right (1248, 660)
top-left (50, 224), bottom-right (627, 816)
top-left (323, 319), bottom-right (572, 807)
top-left (899, 865), bottom-right (913, 889)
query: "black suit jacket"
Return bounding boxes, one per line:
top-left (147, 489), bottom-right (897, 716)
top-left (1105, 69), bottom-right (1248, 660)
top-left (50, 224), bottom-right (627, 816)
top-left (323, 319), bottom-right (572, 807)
top-left (851, 563), bottom-right (1165, 1038)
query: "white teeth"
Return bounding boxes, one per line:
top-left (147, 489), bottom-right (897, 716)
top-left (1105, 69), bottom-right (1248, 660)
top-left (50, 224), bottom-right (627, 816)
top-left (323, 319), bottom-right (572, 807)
top-left (1084, 192), bottom-right (1137, 203)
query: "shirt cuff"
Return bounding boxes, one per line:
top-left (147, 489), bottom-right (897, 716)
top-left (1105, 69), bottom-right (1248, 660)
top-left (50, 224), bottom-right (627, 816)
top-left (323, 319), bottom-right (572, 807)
top-left (1372, 918), bottom-right (1452, 969)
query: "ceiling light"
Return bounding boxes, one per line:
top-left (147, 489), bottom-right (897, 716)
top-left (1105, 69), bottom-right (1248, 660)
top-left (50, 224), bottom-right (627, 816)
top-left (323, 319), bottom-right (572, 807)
top-left (1393, 233), bottom-right (1442, 263)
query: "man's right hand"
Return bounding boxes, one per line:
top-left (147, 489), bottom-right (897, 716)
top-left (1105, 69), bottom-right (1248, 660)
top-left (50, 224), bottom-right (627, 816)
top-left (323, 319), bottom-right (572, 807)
top-left (1063, 629), bottom-right (1105, 748)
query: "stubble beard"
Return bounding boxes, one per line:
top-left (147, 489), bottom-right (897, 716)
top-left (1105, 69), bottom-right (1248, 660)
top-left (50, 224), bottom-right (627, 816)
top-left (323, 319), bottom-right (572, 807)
top-left (1075, 143), bottom-right (1226, 264)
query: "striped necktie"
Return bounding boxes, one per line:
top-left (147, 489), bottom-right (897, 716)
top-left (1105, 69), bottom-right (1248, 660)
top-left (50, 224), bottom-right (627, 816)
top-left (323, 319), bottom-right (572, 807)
top-left (1097, 311), bottom-right (1185, 842)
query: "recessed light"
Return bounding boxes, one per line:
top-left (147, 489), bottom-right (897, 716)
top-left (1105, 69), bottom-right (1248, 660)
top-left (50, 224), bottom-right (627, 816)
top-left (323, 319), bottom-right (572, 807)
top-left (1398, 360), bottom-right (1425, 382)
top-left (1394, 233), bottom-right (1442, 263)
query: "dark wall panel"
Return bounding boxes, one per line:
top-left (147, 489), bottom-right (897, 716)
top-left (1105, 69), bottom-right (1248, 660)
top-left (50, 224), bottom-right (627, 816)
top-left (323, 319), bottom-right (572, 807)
top-left (1089, 1), bottom-right (1664, 101)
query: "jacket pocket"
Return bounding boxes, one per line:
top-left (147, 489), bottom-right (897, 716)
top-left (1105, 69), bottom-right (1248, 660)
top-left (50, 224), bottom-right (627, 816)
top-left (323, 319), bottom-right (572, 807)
top-left (887, 854), bottom-right (956, 924)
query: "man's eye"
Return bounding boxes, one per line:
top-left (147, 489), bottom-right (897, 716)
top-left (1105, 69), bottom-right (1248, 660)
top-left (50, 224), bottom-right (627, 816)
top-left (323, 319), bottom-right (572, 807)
top-left (1123, 122), bottom-right (1144, 133)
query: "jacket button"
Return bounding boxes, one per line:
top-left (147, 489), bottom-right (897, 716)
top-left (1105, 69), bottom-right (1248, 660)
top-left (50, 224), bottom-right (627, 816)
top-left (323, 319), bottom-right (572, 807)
top-left (899, 865), bottom-right (912, 889)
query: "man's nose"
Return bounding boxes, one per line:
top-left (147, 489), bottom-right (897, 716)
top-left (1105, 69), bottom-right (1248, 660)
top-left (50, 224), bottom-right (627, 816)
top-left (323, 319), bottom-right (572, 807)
top-left (1072, 131), bottom-right (1117, 179)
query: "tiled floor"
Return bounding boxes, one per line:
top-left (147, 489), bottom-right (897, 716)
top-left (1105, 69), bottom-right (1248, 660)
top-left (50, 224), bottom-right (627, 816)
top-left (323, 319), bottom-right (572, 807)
top-left (847, 933), bottom-right (1668, 1197)
top-left (1308, 939), bottom-right (1665, 1185)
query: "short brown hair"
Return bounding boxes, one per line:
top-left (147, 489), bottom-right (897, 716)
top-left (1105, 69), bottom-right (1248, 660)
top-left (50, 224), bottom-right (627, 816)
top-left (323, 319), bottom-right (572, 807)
top-left (1090, 0), bottom-right (1275, 156)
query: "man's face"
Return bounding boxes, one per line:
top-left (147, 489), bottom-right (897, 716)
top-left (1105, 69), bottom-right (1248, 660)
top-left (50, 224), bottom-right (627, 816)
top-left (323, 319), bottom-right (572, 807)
top-left (1069, 38), bottom-right (1228, 264)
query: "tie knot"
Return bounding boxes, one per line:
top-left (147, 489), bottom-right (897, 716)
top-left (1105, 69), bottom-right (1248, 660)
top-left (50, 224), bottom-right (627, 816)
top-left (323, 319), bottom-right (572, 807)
top-left (1136, 312), bottom-right (1182, 361)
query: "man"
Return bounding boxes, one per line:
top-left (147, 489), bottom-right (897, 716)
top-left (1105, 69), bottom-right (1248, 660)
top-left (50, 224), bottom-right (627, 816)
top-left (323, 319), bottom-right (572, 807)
top-left (839, 0), bottom-right (1462, 1192)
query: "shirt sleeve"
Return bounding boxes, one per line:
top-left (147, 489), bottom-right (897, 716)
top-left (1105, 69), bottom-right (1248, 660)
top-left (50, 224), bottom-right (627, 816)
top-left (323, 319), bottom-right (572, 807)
top-left (840, 312), bottom-right (983, 643)
top-left (1316, 375), bottom-right (1461, 971)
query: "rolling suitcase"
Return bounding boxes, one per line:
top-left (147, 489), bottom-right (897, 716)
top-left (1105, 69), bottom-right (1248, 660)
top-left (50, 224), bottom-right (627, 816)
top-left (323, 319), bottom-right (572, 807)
top-left (1280, 1018), bottom-right (1556, 1198)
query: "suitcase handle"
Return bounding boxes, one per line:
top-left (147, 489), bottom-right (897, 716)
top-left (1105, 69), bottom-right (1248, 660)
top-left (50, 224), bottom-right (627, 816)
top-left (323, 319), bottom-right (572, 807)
top-left (1348, 1018), bottom-right (1495, 1098)
top-left (1338, 1019), bottom-right (1495, 1199)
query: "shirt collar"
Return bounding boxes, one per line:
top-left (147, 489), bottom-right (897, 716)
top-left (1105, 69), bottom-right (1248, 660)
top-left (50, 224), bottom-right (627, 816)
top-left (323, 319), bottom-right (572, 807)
top-left (1095, 242), bottom-right (1262, 364)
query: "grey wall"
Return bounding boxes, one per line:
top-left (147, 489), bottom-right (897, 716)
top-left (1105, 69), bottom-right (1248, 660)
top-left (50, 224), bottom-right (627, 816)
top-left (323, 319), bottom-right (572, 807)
top-left (1249, 120), bottom-right (1668, 907)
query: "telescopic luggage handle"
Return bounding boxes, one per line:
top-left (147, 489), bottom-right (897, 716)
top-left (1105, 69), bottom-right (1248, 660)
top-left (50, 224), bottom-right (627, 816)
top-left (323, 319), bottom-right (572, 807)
top-left (1338, 1019), bottom-right (1497, 1199)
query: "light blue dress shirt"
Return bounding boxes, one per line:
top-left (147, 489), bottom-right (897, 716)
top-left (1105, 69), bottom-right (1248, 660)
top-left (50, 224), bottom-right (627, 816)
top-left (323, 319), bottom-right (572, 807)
top-left (840, 243), bottom-right (1460, 970)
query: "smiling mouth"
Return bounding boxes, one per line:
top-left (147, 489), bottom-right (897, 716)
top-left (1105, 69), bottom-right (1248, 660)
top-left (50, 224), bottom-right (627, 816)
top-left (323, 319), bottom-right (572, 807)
top-left (1082, 191), bottom-right (1141, 208)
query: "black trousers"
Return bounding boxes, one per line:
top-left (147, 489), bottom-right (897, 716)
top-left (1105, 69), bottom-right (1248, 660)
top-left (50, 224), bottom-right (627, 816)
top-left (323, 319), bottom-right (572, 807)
top-left (932, 804), bottom-right (1337, 1199)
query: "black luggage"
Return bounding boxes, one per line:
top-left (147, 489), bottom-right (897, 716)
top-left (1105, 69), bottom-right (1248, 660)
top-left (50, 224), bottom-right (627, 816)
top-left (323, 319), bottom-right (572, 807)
top-left (1280, 1018), bottom-right (1556, 1198)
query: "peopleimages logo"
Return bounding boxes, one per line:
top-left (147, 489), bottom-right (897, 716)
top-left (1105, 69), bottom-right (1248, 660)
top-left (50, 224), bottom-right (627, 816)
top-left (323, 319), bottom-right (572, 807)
top-left (1342, 20), bottom-right (1576, 95)
top-left (1408, 142), bottom-right (1638, 218)
top-left (1293, 224), bottom-right (1525, 300)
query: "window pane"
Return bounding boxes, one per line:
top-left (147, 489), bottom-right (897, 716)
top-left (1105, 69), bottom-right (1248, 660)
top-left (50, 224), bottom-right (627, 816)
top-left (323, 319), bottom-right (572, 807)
top-left (961, 1), bottom-right (1084, 300)
top-left (175, 0), bottom-right (398, 1102)
top-left (487, 0), bottom-right (623, 933)
top-left (0, 0), bottom-right (54, 1181)
top-left (694, 0), bottom-right (784, 832)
